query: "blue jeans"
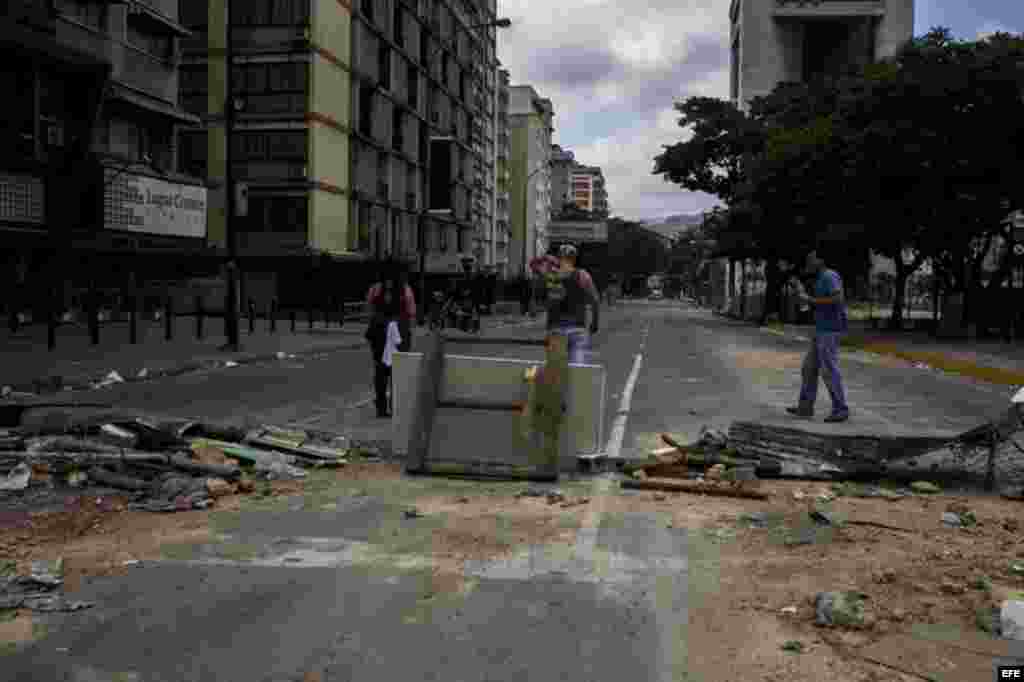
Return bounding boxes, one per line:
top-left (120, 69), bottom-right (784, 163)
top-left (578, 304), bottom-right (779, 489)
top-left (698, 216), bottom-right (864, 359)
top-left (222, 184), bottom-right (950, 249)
top-left (553, 326), bottom-right (592, 365)
top-left (798, 332), bottom-right (849, 416)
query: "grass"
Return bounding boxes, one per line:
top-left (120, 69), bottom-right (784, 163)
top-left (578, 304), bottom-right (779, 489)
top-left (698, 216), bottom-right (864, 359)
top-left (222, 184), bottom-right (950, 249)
top-left (841, 335), bottom-right (1024, 386)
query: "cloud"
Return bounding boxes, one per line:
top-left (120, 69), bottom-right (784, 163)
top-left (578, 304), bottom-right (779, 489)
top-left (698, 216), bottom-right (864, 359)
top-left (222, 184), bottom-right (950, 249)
top-left (497, 0), bottom-right (731, 219)
top-left (977, 21), bottom-right (1011, 39)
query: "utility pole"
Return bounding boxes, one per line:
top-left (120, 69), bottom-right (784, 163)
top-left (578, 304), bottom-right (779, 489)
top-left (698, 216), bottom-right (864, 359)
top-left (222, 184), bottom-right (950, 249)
top-left (222, 0), bottom-right (240, 351)
top-left (418, 17), bottom-right (510, 325)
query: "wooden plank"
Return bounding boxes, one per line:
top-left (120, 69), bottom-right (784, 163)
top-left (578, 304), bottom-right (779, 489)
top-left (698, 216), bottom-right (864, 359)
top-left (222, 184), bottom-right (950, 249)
top-left (405, 331), bottom-right (445, 473)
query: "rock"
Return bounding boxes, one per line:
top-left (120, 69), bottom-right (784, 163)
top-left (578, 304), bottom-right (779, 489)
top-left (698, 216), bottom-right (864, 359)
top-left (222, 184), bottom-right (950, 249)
top-left (27, 558), bottom-right (64, 588)
top-left (652, 494), bottom-right (666, 501)
top-left (942, 512), bottom-right (963, 527)
top-left (698, 426), bottom-right (728, 449)
top-left (403, 508), bottom-right (423, 519)
top-left (978, 605), bottom-right (1002, 634)
top-left (455, 496), bottom-right (470, 504)
top-left (814, 591), bottom-right (868, 628)
top-left (793, 490), bottom-right (806, 501)
top-left (891, 608), bottom-right (907, 622)
top-left (741, 512), bottom-right (770, 528)
top-left (911, 481), bottom-right (941, 494)
top-left (546, 490), bottom-right (566, 504)
top-left (940, 580), bottom-right (966, 595)
top-left (0, 463), bottom-right (31, 491)
top-left (873, 569), bottom-right (897, 584)
top-left (780, 606), bottom-right (798, 616)
top-left (1004, 519), bottom-right (1020, 533)
top-left (1001, 601), bottom-right (1024, 640)
top-left (632, 470), bottom-right (647, 481)
top-left (780, 640), bottom-right (804, 653)
top-left (236, 479), bottom-right (256, 494)
top-left (205, 478), bottom-right (234, 498)
top-left (810, 509), bottom-right (845, 527)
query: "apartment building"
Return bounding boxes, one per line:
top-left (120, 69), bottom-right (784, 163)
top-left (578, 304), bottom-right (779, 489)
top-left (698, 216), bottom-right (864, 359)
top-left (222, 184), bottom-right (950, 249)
top-left (491, 67), bottom-right (512, 276)
top-left (730, 0), bottom-right (914, 109)
top-left (2, 0), bottom-right (208, 321)
top-left (178, 0), bottom-right (503, 302)
top-left (569, 166), bottom-right (608, 216)
top-left (509, 85), bottom-right (554, 276)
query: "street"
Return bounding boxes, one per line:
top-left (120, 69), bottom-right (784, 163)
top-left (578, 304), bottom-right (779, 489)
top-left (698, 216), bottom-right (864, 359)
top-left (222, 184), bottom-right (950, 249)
top-left (1, 301), bottom-right (1017, 682)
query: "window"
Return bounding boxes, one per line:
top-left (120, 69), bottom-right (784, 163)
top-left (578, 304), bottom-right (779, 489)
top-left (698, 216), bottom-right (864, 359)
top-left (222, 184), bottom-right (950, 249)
top-left (407, 65), bottom-right (419, 108)
top-left (127, 21), bottom-right (173, 60)
top-left (56, 0), bottom-right (104, 29)
top-left (180, 66), bottom-right (208, 115)
top-left (394, 6), bottom-right (404, 46)
top-left (359, 85), bottom-right (375, 137)
top-left (232, 62), bottom-right (307, 114)
top-left (178, 131), bottom-right (207, 176)
top-left (378, 45), bottom-right (391, 90)
top-left (231, 131), bottom-right (306, 161)
top-left (392, 111), bottom-right (404, 152)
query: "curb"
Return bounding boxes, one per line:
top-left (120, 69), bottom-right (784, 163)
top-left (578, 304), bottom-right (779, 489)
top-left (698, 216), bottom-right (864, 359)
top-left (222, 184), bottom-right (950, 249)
top-left (3, 316), bottom-right (540, 399)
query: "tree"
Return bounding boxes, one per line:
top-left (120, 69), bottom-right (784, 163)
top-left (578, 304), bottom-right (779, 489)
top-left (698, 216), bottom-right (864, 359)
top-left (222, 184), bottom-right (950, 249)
top-left (606, 218), bottom-right (669, 285)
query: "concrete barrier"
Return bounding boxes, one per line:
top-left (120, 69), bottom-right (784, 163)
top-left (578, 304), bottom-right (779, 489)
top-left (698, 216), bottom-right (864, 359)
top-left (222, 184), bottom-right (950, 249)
top-left (392, 351), bottom-right (606, 473)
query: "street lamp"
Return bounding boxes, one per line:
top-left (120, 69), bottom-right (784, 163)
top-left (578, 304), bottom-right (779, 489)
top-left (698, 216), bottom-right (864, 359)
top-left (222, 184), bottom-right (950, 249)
top-left (417, 16), bottom-right (510, 324)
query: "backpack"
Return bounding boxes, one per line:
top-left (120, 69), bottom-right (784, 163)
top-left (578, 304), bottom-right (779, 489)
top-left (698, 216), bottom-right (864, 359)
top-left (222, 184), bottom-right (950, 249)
top-left (545, 270), bottom-right (576, 306)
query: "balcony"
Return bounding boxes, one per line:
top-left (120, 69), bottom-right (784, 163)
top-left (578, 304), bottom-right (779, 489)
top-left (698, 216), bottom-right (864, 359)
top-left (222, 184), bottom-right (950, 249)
top-left (772, 0), bottom-right (885, 18)
top-left (56, 17), bottom-right (178, 105)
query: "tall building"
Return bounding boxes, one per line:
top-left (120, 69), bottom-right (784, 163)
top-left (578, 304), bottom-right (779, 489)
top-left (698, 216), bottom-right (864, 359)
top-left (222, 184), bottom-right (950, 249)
top-left (730, 0), bottom-right (915, 109)
top-left (549, 145), bottom-right (609, 218)
top-left (549, 143), bottom-right (575, 214)
top-left (178, 0), bottom-right (503, 303)
top-left (2, 0), bottom-right (207, 321)
top-left (491, 67), bottom-right (512, 276)
top-left (509, 85), bottom-right (553, 276)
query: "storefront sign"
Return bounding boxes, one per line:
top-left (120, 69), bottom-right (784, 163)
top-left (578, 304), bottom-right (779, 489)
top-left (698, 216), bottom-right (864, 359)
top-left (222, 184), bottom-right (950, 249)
top-left (0, 173), bottom-right (45, 225)
top-left (104, 169), bottom-right (207, 239)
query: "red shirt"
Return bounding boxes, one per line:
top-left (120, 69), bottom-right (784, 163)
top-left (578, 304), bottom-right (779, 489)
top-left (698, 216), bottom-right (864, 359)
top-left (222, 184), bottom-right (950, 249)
top-left (367, 283), bottom-right (417, 320)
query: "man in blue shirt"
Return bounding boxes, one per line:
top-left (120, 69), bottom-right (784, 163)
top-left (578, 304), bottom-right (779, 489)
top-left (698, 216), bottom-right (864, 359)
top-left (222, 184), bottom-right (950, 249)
top-left (787, 250), bottom-right (850, 423)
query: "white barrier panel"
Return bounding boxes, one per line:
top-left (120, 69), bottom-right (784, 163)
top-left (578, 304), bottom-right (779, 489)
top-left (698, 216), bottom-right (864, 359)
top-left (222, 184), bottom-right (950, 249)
top-left (392, 352), bottom-right (606, 472)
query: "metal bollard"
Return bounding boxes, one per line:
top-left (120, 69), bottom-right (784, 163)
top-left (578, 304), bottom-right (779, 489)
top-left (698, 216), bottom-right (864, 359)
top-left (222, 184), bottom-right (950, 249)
top-left (195, 296), bottom-right (204, 340)
top-left (165, 296), bottom-right (174, 341)
top-left (129, 293), bottom-right (138, 345)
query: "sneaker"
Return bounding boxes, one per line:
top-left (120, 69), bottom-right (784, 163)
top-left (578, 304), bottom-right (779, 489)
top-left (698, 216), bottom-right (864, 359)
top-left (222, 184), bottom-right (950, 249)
top-left (786, 407), bottom-right (814, 418)
top-left (824, 413), bottom-right (849, 423)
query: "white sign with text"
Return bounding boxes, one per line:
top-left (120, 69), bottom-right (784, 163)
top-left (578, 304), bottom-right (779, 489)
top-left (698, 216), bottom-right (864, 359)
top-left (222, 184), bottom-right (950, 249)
top-left (104, 170), bottom-right (207, 239)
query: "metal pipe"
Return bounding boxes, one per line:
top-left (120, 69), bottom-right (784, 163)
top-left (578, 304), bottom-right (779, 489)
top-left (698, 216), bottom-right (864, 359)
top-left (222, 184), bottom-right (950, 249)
top-left (222, 0), bottom-right (240, 350)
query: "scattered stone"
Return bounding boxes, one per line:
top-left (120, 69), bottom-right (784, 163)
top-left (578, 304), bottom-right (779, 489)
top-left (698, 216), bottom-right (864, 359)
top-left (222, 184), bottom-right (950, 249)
top-left (0, 463), bottom-right (31, 491)
top-left (793, 490), bottom-right (806, 501)
top-left (890, 608), bottom-right (907, 622)
top-left (205, 478), bottom-right (234, 498)
top-left (780, 606), bottom-right (798, 616)
top-left (911, 481), bottom-right (941, 495)
top-left (403, 508), bottom-right (423, 520)
top-left (455, 496), bottom-right (470, 504)
top-left (971, 575), bottom-right (993, 592)
top-left (632, 470), bottom-right (647, 481)
top-left (940, 580), bottom-right (966, 595)
top-left (1011, 564), bottom-right (1024, 577)
top-left (224, 361), bottom-right (239, 368)
top-left (809, 509), bottom-right (845, 528)
top-left (780, 640), bottom-right (805, 653)
top-left (1004, 519), bottom-right (1020, 533)
top-left (698, 426), bottom-right (728, 449)
top-left (815, 491), bottom-right (836, 503)
top-left (137, 368), bottom-right (149, 379)
top-left (1001, 601), bottom-right (1024, 640)
top-left (546, 490), bottom-right (566, 504)
top-left (741, 512), bottom-right (770, 528)
top-left (65, 471), bottom-right (88, 488)
top-left (873, 569), bottom-right (897, 585)
top-left (652, 494), bottom-right (666, 501)
top-left (237, 479), bottom-right (256, 494)
top-left (28, 559), bottom-right (64, 589)
top-left (942, 512), bottom-right (963, 527)
top-left (814, 591), bottom-right (868, 628)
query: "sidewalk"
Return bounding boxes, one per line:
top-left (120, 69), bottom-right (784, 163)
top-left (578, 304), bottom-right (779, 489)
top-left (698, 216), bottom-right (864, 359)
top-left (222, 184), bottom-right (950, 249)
top-left (0, 313), bottom-right (536, 397)
top-left (764, 319), bottom-right (1024, 386)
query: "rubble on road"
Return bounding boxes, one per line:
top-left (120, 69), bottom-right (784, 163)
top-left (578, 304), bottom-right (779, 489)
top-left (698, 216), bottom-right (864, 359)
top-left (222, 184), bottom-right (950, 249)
top-left (814, 590), bottom-right (870, 629)
top-left (0, 415), bottom-right (351, 512)
top-left (0, 557), bottom-right (95, 613)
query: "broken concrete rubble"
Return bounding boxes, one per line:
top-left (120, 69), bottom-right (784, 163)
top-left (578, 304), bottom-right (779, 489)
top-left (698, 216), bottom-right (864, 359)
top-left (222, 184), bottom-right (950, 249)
top-left (814, 591), bottom-right (869, 628)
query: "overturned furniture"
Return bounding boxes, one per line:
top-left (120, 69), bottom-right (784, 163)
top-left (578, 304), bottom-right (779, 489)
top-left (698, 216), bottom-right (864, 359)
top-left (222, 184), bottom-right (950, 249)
top-left (393, 331), bottom-right (606, 481)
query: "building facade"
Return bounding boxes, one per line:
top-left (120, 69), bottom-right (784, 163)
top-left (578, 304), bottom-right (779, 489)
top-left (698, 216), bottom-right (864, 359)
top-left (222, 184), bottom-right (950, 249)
top-left (508, 85), bottom-right (553, 276)
top-left (2, 0), bottom-right (208, 324)
top-left (730, 0), bottom-right (915, 109)
top-left (178, 0), bottom-right (503, 303)
top-left (549, 145), bottom-right (608, 219)
top-left (491, 67), bottom-right (512, 276)
top-left (549, 143), bottom-right (575, 214)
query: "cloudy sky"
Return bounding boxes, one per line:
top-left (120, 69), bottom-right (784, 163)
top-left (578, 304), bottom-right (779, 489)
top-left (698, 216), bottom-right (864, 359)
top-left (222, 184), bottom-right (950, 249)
top-left (496, 0), bottom-right (1024, 222)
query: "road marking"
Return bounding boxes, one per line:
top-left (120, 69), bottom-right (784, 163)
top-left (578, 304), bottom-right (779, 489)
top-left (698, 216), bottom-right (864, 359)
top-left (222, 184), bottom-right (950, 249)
top-left (571, 321), bottom-right (650, 576)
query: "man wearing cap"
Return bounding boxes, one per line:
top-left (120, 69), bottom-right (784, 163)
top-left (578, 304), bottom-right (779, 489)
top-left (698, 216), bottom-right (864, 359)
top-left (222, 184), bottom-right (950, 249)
top-left (545, 244), bottom-right (601, 365)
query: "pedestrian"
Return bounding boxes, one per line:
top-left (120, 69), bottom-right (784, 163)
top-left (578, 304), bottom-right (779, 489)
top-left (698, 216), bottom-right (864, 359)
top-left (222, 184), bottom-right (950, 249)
top-left (787, 249), bottom-right (850, 423)
top-left (544, 244), bottom-right (601, 365)
top-left (365, 263), bottom-right (415, 418)
top-left (366, 262), bottom-right (416, 352)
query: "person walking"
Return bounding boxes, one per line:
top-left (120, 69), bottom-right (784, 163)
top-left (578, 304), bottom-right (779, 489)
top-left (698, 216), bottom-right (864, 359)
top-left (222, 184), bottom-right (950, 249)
top-left (544, 244), bottom-right (600, 365)
top-left (365, 263), bottom-right (415, 418)
top-left (787, 250), bottom-right (850, 423)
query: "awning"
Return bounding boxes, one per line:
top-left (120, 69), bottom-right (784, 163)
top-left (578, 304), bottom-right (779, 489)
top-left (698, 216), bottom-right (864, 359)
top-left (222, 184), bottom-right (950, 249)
top-left (0, 23), bottom-right (110, 74)
top-left (126, 1), bottom-right (192, 37)
top-left (108, 83), bottom-right (201, 124)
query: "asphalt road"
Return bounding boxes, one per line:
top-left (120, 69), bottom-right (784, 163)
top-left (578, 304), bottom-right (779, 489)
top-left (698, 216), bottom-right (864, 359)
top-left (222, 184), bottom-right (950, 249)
top-left (4, 302), bottom-right (1015, 681)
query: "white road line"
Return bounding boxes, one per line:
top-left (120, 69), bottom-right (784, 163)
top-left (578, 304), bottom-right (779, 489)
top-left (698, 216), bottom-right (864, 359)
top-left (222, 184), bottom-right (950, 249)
top-left (571, 322), bottom-right (649, 573)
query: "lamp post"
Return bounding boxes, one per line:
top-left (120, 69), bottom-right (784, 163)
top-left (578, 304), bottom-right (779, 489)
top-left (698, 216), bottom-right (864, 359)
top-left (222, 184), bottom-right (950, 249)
top-left (221, 0), bottom-right (241, 351)
top-left (417, 17), bottom-right (510, 324)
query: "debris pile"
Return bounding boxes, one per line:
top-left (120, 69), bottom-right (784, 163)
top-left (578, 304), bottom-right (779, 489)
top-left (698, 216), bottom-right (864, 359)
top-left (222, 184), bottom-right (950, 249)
top-left (0, 558), bottom-right (94, 613)
top-left (0, 417), bottom-right (350, 512)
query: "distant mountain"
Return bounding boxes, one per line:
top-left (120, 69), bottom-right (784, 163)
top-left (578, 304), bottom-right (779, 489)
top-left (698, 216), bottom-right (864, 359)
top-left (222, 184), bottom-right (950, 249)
top-left (641, 212), bottom-right (706, 240)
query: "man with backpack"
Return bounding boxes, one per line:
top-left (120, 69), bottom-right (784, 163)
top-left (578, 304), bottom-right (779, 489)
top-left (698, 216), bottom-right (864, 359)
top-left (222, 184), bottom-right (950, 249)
top-left (544, 244), bottom-right (601, 365)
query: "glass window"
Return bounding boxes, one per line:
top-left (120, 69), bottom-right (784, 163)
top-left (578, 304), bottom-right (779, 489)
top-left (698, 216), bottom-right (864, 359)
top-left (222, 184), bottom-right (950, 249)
top-left (267, 131), bottom-right (306, 160)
